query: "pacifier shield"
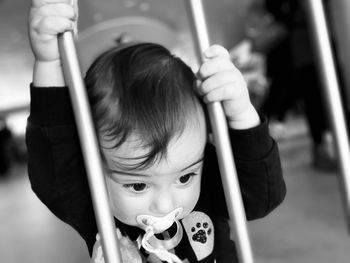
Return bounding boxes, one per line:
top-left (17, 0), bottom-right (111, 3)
top-left (136, 207), bottom-right (183, 233)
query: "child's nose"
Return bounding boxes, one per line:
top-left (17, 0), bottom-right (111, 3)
top-left (150, 190), bottom-right (176, 215)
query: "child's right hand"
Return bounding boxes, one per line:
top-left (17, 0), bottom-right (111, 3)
top-left (29, 0), bottom-right (77, 63)
top-left (29, 0), bottom-right (78, 86)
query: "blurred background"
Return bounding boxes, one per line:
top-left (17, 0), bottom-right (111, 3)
top-left (1, 0), bottom-right (350, 262)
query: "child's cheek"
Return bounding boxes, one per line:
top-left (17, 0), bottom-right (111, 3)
top-left (111, 192), bottom-right (146, 226)
top-left (105, 178), bottom-right (142, 226)
top-left (179, 178), bottom-right (201, 220)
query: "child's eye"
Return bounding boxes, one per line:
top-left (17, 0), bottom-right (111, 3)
top-left (123, 183), bottom-right (148, 193)
top-left (177, 173), bottom-right (197, 185)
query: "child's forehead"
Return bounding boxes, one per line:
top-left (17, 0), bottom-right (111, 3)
top-left (102, 123), bottom-right (207, 174)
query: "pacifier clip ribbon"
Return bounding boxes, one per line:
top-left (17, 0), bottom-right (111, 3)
top-left (136, 208), bottom-right (184, 263)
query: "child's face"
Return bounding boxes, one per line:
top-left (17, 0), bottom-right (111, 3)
top-left (101, 111), bottom-right (207, 230)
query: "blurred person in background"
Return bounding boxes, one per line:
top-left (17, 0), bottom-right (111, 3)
top-left (0, 118), bottom-right (12, 177)
top-left (0, 116), bottom-right (27, 178)
top-left (239, 0), bottom-right (336, 171)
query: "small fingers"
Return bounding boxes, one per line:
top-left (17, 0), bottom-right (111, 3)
top-left (202, 83), bottom-right (243, 104)
top-left (197, 56), bottom-right (235, 80)
top-left (34, 3), bottom-right (77, 20)
top-left (196, 69), bottom-right (247, 104)
top-left (203, 44), bottom-right (230, 59)
top-left (199, 70), bottom-right (241, 94)
top-left (35, 16), bottom-right (75, 37)
top-left (30, 3), bottom-right (77, 36)
top-left (32, 0), bottom-right (72, 8)
top-left (70, 0), bottom-right (78, 6)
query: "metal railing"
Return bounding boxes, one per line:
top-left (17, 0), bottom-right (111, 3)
top-left (185, 0), bottom-right (254, 262)
top-left (305, 0), bottom-right (350, 230)
top-left (58, 32), bottom-right (123, 263)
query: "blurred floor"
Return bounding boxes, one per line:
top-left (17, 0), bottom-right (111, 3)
top-left (0, 166), bottom-right (90, 263)
top-left (249, 117), bottom-right (350, 263)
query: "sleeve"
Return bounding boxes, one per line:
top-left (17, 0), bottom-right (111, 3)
top-left (26, 85), bottom-right (97, 254)
top-left (230, 115), bottom-right (286, 219)
top-left (205, 115), bottom-right (286, 221)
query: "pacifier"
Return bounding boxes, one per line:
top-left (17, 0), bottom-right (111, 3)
top-left (136, 207), bottom-right (183, 233)
top-left (136, 207), bottom-right (184, 263)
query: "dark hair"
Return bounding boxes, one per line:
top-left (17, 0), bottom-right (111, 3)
top-left (85, 42), bottom-right (203, 169)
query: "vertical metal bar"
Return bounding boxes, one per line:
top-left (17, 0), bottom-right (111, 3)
top-left (328, 0), bottom-right (350, 114)
top-left (304, 0), bottom-right (350, 229)
top-left (58, 31), bottom-right (123, 263)
top-left (185, 1), bottom-right (254, 262)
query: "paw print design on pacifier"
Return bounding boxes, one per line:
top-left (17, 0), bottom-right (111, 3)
top-left (191, 221), bottom-right (213, 244)
top-left (182, 211), bottom-right (214, 261)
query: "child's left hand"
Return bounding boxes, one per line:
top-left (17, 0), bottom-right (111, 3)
top-left (197, 45), bottom-right (260, 130)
